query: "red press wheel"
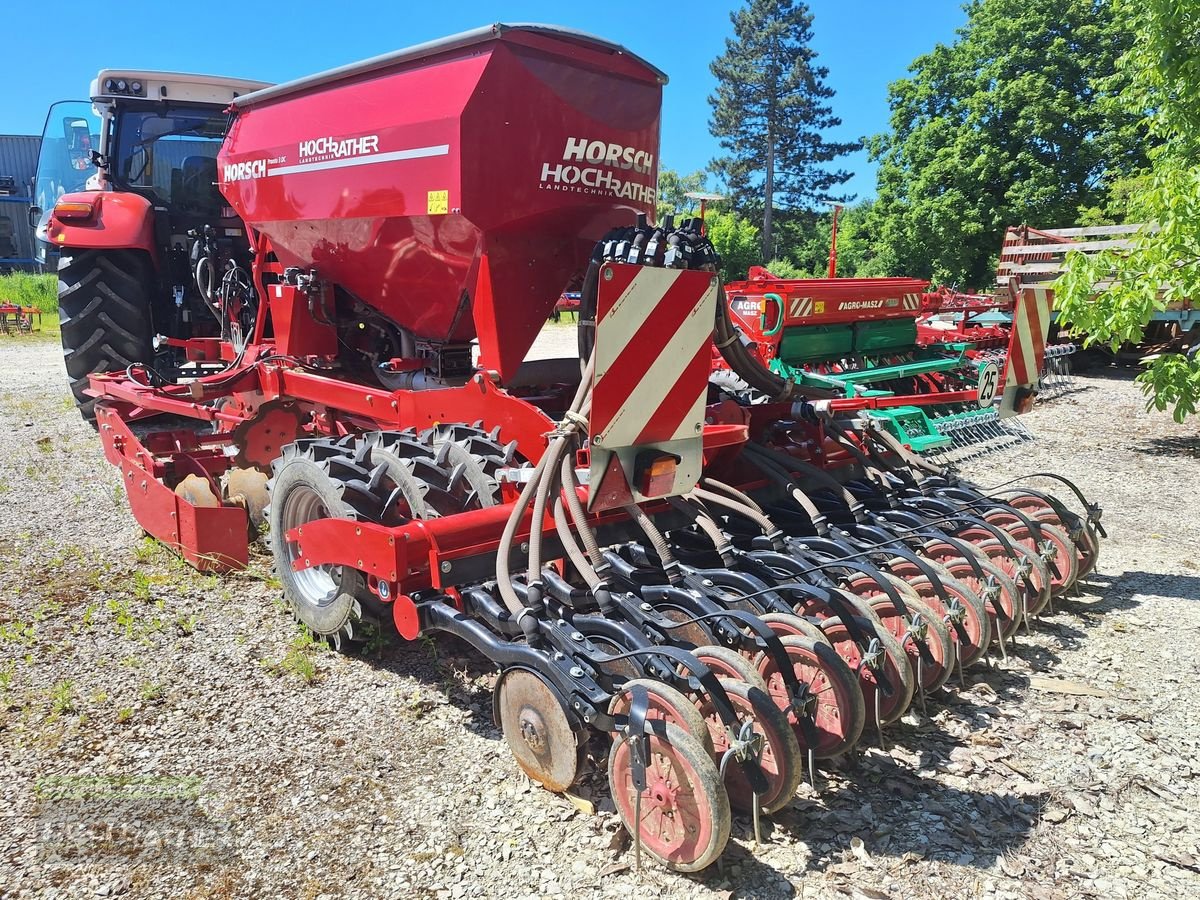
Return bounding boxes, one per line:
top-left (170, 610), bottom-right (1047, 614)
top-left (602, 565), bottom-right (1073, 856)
top-left (868, 594), bottom-right (955, 693)
top-left (818, 617), bottom-right (915, 728)
top-left (1005, 492), bottom-right (1101, 579)
top-left (609, 678), bottom-right (716, 756)
top-left (608, 723), bottom-right (731, 873)
top-left (755, 611), bottom-right (833, 647)
top-left (922, 544), bottom-right (1022, 644)
top-left (684, 645), bottom-right (769, 692)
top-left (983, 511), bottom-right (1078, 596)
top-left (753, 635), bottom-right (865, 758)
top-left (886, 561), bottom-right (992, 666)
top-left (693, 678), bottom-right (804, 814)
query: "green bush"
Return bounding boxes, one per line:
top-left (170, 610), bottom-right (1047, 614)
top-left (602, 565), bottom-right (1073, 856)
top-left (0, 272), bottom-right (56, 314)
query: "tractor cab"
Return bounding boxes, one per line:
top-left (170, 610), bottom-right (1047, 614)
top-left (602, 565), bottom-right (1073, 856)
top-left (33, 71), bottom-right (269, 264)
top-left (35, 70), bottom-right (269, 416)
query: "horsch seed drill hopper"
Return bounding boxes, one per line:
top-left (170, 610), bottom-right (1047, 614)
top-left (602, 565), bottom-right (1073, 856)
top-left (41, 24), bottom-right (1106, 872)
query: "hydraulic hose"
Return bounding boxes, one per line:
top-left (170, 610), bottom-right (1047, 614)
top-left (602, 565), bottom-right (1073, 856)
top-left (700, 477), bottom-right (766, 516)
top-left (496, 448), bottom-right (556, 620)
top-left (498, 349), bottom-right (596, 621)
top-left (746, 442), bottom-right (864, 515)
top-left (621, 503), bottom-right (682, 582)
top-left (554, 496), bottom-right (602, 590)
top-left (577, 255), bottom-right (603, 366)
top-left (690, 485), bottom-right (782, 546)
top-left (743, 444), bottom-right (835, 532)
top-left (868, 425), bottom-right (948, 479)
top-left (560, 443), bottom-right (605, 569)
top-left (712, 273), bottom-right (800, 402)
top-left (669, 496), bottom-right (737, 564)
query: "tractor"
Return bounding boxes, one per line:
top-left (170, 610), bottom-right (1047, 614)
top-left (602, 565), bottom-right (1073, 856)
top-left (32, 70), bottom-right (268, 416)
top-left (37, 25), bottom-right (1105, 873)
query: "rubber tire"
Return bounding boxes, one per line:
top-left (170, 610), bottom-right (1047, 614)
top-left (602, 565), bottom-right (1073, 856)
top-left (267, 454), bottom-right (367, 647)
top-left (58, 249), bottom-right (154, 420)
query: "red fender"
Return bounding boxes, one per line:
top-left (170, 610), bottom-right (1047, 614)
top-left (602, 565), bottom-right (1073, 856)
top-left (45, 191), bottom-right (158, 261)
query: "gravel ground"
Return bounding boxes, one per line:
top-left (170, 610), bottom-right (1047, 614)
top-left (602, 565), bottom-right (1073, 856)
top-left (1, 331), bottom-right (1199, 900)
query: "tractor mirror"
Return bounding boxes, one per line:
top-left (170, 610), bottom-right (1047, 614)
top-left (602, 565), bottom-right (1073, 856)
top-left (28, 206), bottom-right (42, 229)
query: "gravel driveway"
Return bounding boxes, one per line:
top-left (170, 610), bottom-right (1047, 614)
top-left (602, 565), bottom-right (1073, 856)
top-left (1, 332), bottom-right (1198, 900)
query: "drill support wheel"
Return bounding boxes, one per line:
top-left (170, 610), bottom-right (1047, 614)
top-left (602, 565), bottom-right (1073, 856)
top-left (495, 669), bottom-right (583, 793)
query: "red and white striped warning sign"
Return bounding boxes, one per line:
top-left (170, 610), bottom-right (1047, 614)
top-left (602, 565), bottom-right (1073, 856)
top-left (1008, 284), bottom-right (1051, 386)
top-left (591, 264), bottom-right (718, 448)
top-left (902, 293), bottom-right (921, 311)
top-left (789, 296), bottom-right (814, 318)
top-left (999, 279), bottom-right (1052, 416)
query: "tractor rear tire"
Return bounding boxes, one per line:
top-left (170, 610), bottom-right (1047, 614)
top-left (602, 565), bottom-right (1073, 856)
top-left (58, 249), bottom-right (154, 420)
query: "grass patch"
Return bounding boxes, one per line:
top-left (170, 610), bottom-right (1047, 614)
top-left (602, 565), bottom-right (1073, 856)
top-left (264, 627), bottom-right (325, 684)
top-left (0, 272), bottom-right (56, 313)
top-left (139, 682), bottom-right (164, 703)
top-left (49, 679), bottom-right (77, 716)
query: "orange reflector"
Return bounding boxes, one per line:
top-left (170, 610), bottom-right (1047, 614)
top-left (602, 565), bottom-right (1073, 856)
top-left (54, 200), bottom-right (97, 221)
top-left (635, 450), bottom-right (680, 498)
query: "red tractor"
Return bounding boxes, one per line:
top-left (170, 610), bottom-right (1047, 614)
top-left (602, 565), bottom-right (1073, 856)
top-left (41, 25), bottom-right (1104, 873)
top-left (33, 70), bottom-right (268, 416)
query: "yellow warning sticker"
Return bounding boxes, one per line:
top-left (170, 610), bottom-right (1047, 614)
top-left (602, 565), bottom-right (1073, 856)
top-left (814, 300), bottom-right (826, 314)
top-left (427, 190), bottom-right (449, 215)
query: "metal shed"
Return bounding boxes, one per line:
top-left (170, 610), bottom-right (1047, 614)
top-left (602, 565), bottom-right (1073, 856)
top-left (0, 135), bottom-right (42, 271)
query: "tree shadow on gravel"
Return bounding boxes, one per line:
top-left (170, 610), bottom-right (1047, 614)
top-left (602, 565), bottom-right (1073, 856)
top-left (359, 631), bottom-right (504, 741)
top-left (1132, 434), bottom-right (1200, 458)
top-left (1112, 570), bottom-right (1200, 602)
top-left (775, 750), bottom-right (1045, 880)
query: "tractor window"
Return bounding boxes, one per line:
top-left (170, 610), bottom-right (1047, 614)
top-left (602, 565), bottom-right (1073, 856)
top-left (34, 101), bottom-right (102, 215)
top-left (110, 106), bottom-right (229, 216)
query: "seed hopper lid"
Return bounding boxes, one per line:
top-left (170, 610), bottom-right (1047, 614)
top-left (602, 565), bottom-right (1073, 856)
top-left (231, 22), bottom-right (668, 110)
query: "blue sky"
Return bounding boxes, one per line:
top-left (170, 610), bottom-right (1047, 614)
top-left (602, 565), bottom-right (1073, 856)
top-left (4, 1), bottom-right (967, 201)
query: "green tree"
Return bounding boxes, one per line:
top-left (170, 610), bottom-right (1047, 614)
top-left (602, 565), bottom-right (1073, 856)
top-left (709, 0), bottom-right (859, 262)
top-left (1055, 2), bottom-right (1200, 421)
top-left (656, 168), bottom-right (709, 222)
top-left (767, 201), bottom-right (889, 278)
top-left (705, 209), bottom-right (761, 281)
top-left (869, 0), bottom-right (1148, 287)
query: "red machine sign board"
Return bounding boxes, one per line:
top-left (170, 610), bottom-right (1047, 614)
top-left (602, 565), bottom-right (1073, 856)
top-left (999, 280), bottom-right (1053, 416)
top-left (588, 263), bottom-right (719, 510)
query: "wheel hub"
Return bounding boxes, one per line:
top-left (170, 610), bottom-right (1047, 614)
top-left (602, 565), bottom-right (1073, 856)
top-left (518, 708), bottom-right (548, 754)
